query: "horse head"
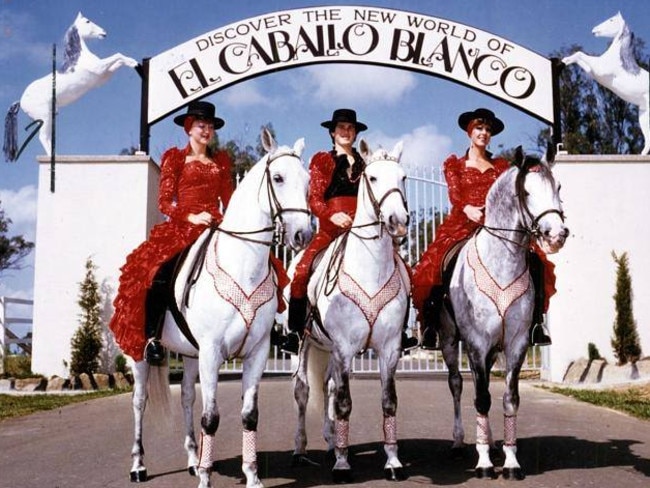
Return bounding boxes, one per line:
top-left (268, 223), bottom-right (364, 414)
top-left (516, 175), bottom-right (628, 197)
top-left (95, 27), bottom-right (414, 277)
top-left (512, 145), bottom-right (569, 254)
top-left (592, 12), bottom-right (625, 39)
top-left (258, 127), bottom-right (312, 251)
top-left (74, 12), bottom-right (107, 40)
top-left (358, 139), bottom-right (409, 239)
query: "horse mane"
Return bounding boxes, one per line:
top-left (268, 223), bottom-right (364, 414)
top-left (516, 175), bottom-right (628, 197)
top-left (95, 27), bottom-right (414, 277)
top-left (61, 25), bottom-right (81, 73)
top-left (617, 23), bottom-right (640, 75)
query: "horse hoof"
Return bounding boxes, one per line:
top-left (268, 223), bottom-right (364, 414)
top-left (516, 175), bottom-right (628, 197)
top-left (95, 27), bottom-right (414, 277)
top-left (332, 468), bottom-right (353, 484)
top-left (475, 467), bottom-right (497, 479)
top-left (384, 466), bottom-right (407, 481)
top-left (292, 454), bottom-right (320, 467)
top-left (129, 469), bottom-right (147, 482)
top-left (502, 467), bottom-right (525, 480)
top-left (187, 465), bottom-right (198, 477)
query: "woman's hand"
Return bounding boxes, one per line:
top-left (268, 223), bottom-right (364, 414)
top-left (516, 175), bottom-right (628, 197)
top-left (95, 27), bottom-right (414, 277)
top-left (187, 211), bottom-right (213, 226)
top-left (330, 211), bottom-right (353, 229)
top-left (463, 204), bottom-right (484, 223)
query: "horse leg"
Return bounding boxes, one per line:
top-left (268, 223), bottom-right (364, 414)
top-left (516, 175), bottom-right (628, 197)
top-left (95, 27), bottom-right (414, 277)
top-left (501, 349), bottom-right (527, 480)
top-left (181, 356), bottom-right (200, 476)
top-left (561, 52), bottom-right (596, 76)
top-left (441, 339), bottom-right (465, 453)
top-left (197, 352), bottom-right (222, 488)
top-left (470, 358), bottom-right (497, 479)
top-left (331, 357), bottom-right (353, 484)
top-left (292, 341), bottom-right (315, 466)
top-left (129, 360), bottom-right (149, 482)
top-left (97, 53), bottom-right (140, 72)
top-left (638, 105), bottom-right (649, 155)
top-left (379, 350), bottom-right (406, 481)
top-left (240, 348), bottom-right (269, 488)
top-left (38, 117), bottom-right (52, 157)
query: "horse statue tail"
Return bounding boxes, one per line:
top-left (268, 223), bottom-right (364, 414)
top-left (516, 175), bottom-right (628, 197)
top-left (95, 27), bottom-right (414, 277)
top-left (3, 101), bottom-right (20, 162)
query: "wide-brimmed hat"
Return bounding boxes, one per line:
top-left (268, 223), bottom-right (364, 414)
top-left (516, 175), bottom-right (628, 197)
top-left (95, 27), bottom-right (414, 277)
top-left (173, 100), bottom-right (225, 129)
top-left (320, 108), bottom-right (367, 132)
top-left (457, 108), bottom-right (504, 135)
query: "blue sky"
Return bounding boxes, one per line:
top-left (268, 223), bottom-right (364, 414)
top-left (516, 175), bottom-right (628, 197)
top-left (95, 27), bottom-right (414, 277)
top-left (0, 0), bottom-right (648, 298)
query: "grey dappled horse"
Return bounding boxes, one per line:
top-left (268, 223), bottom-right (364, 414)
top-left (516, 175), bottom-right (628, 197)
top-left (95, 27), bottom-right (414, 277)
top-left (292, 140), bottom-right (410, 483)
top-left (439, 146), bottom-right (569, 480)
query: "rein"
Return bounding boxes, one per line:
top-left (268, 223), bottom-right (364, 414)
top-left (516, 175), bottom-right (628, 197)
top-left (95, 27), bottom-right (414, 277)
top-left (217, 151), bottom-right (311, 247)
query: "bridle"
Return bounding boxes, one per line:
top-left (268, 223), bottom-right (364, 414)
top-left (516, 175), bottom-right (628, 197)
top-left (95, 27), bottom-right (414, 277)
top-left (480, 163), bottom-right (565, 248)
top-left (217, 151), bottom-right (311, 246)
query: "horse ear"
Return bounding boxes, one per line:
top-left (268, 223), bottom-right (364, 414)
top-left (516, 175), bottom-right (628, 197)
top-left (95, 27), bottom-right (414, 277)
top-left (390, 140), bottom-right (404, 163)
top-left (261, 127), bottom-right (277, 154)
top-left (359, 139), bottom-right (370, 160)
top-left (293, 137), bottom-right (305, 158)
top-left (513, 146), bottom-right (524, 168)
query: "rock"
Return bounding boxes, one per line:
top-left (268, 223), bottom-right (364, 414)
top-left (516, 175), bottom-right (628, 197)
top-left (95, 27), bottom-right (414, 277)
top-left (562, 357), bottom-right (589, 383)
top-left (600, 363), bottom-right (637, 383)
top-left (0, 378), bottom-right (15, 391)
top-left (46, 376), bottom-right (71, 391)
top-left (78, 373), bottom-right (95, 390)
top-left (94, 374), bottom-right (111, 390)
top-left (112, 372), bottom-right (131, 390)
top-left (14, 377), bottom-right (47, 391)
top-left (583, 359), bottom-right (607, 383)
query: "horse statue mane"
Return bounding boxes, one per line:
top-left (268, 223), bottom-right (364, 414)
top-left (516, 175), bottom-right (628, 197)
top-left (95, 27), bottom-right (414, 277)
top-left (3, 11), bottom-right (139, 162)
top-left (562, 11), bottom-right (650, 155)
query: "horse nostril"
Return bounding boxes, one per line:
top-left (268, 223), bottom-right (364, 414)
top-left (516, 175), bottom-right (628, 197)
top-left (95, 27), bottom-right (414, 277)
top-left (562, 227), bottom-right (570, 238)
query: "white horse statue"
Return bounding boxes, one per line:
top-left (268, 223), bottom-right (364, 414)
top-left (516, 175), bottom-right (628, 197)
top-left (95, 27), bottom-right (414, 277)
top-left (3, 12), bottom-right (139, 161)
top-left (127, 128), bottom-right (311, 488)
top-left (291, 140), bottom-right (410, 483)
top-left (562, 12), bottom-right (650, 154)
top-left (438, 146), bottom-right (569, 480)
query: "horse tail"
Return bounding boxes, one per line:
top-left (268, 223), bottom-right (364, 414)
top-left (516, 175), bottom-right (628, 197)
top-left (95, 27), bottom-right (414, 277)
top-left (147, 363), bottom-right (173, 428)
top-left (3, 101), bottom-right (20, 162)
top-left (305, 345), bottom-right (330, 417)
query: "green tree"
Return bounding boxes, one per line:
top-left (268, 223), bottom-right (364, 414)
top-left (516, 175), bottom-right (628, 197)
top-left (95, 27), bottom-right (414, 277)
top-left (0, 200), bottom-right (34, 274)
top-left (538, 41), bottom-right (648, 154)
top-left (69, 258), bottom-right (103, 375)
top-left (610, 251), bottom-right (642, 365)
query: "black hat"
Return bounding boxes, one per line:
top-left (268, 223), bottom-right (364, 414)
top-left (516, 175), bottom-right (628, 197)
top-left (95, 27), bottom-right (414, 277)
top-left (173, 100), bottom-right (225, 129)
top-left (320, 108), bottom-right (368, 133)
top-left (457, 108), bottom-right (504, 135)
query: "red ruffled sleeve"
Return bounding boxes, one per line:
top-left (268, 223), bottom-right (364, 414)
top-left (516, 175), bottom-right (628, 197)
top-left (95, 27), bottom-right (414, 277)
top-left (308, 151), bottom-right (336, 221)
top-left (158, 147), bottom-right (186, 221)
top-left (443, 154), bottom-right (463, 208)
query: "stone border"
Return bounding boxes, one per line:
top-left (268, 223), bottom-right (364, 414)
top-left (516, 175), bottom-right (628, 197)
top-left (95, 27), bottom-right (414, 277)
top-left (0, 372), bottom-right (133, 393)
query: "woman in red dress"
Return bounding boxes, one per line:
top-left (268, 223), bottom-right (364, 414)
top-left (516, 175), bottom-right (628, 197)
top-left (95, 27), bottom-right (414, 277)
top-left (411, 108), bottom-right (555, 350)
top-left (109, 101), bottom-right (234, 364)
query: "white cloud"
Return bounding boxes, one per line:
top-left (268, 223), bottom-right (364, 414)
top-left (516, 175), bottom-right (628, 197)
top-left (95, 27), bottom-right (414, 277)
top-left (364, 124), bottom-right (453, 170)
top-left (220, 81), bottom-right (274, 107)
top-left (0, 185), bottom-right (37, 226)
top-left (295, 64), bottom-right (417, 105)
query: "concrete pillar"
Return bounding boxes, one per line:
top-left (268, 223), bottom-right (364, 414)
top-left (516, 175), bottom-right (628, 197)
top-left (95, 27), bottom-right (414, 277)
top-left (31, 155), bottom-right (161, 377)
top-left (544, 154), bottom-right (650, 382)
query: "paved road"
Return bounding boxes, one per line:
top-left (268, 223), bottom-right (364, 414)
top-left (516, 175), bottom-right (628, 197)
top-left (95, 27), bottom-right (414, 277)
top-left (1, 375), bottom-right (649, 487)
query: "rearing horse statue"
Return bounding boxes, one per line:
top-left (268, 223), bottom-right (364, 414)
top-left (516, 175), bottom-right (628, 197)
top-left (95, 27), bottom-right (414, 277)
top-left (3, 12), bottom-right (140, 161)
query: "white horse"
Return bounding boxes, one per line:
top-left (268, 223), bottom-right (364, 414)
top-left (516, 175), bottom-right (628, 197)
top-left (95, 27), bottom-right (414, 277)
top-left (291, 140), bottom-right (410, 483)
top-left (128, 128), bottom-right (311, 488)
top-left (439, 146), bottom-right (569, 480)
top-left (562, 12), bottom-right (650, 154)
top-left (3, 12), bottom-right (139, 161)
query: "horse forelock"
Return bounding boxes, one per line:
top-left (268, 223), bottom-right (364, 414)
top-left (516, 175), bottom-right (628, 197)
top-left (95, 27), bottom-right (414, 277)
top-left (61, 25), bottom-right (81, 73)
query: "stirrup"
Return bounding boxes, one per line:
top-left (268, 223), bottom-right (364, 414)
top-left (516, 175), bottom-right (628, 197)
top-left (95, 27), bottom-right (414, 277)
top-left (401, 333), bottom-right (419, 353)
top-left (145, 338), bottom-right (166, 365)
top-left (530, 323), bottom-right (552, 346)
top-left (420, 327), bottom-right (441, 351)
top-left (279, 332), bottom-right (301, 355)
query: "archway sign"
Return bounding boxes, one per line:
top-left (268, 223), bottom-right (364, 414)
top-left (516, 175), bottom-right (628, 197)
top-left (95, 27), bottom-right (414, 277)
top-left (140, 5), bottom-right (561, 151)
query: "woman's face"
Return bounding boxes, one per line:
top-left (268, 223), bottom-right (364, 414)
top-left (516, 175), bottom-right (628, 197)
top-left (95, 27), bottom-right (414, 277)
top-left (332, 122), bottom-right (357, 148)
top-left (188, 118), bottom-right (215, 145)
top-left (469, 122), bottom-right (492, 149)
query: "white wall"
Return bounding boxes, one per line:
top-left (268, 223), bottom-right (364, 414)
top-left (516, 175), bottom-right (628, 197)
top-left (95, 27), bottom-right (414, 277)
top-left (31, 155), bottom-right (161, 377)
top-left (544, 154), bottom-right (650, 382)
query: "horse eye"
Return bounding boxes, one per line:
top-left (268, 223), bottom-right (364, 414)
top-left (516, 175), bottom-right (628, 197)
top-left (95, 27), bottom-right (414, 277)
top-left (369, 176), bottom-right (377, 183)
top-left (272, 174), bottom-right (283, 184)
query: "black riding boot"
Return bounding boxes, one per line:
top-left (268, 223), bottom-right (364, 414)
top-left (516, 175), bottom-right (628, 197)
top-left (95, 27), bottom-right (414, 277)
top-left (280, 296), bottom-right (308, 355)
top-left (420, 286), bottom-right (442, 351)
top-left (529, 252), bottom-right (552, 346)
top-left (144, 257), bottom-right (178, 365)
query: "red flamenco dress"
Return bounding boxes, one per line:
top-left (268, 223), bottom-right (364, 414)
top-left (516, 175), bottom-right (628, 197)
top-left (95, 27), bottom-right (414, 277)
top-left (411, 153), bottom-right (556, 318)
top-left (109, 146), bottom-right (234, 361)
